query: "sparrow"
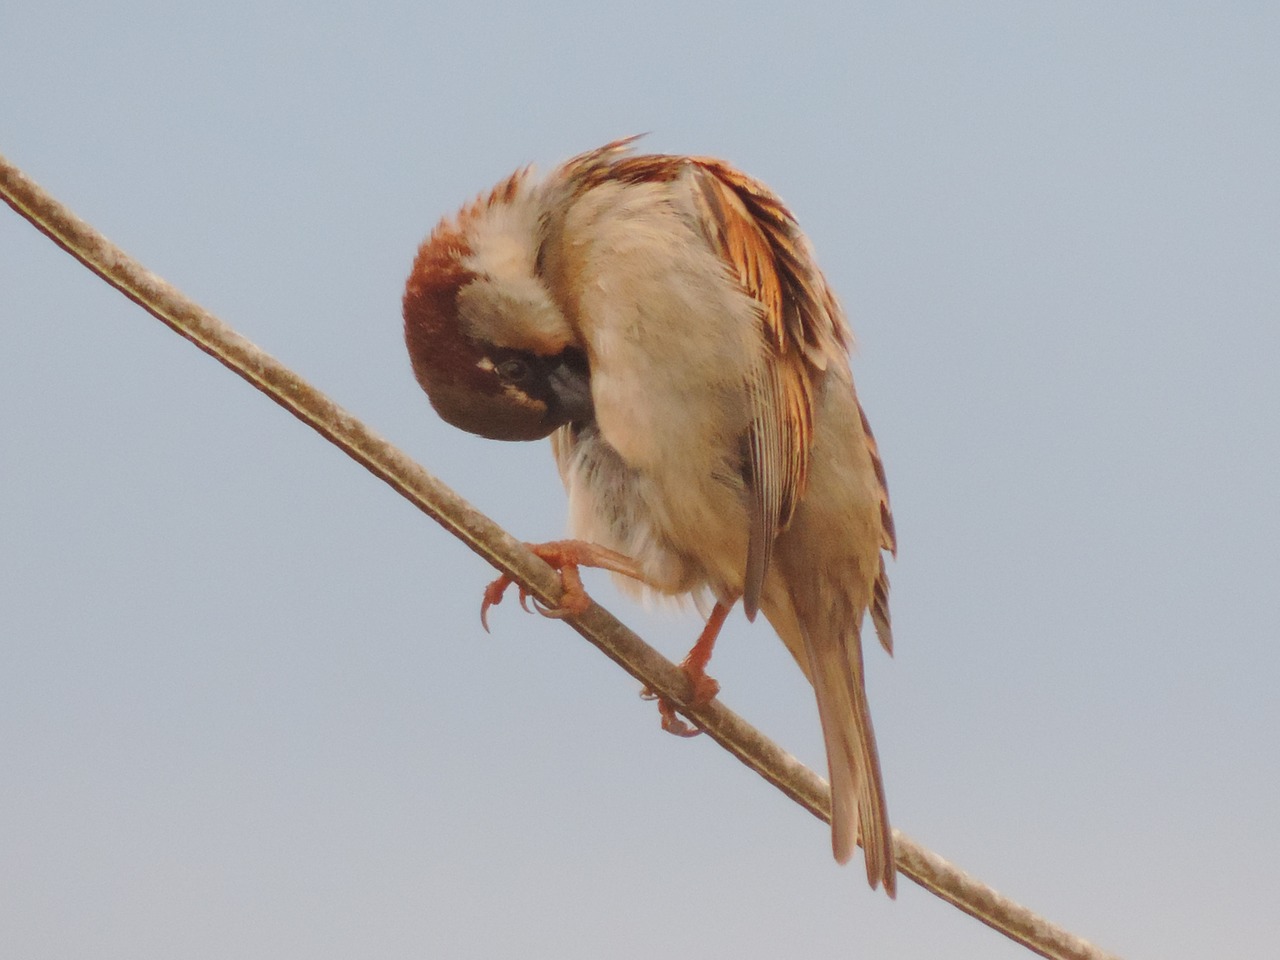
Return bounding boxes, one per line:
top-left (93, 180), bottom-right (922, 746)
top-left (403, 137), bottom-right (898, 895)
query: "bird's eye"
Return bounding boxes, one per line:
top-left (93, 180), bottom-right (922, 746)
top-left (495, 357), bottom-right (532, 384)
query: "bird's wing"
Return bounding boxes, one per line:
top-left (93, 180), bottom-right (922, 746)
top-left (683, 158), bottom-right (851, 618)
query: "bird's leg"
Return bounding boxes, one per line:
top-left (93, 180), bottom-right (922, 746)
top-left (643, 600), bottom-right (731, 738)
top-left (680, 600), bottom-right (728, 703)
top-left (480, 539), bottom-right (647, 631)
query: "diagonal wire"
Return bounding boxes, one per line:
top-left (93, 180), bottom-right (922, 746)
top-left (1, 150), bottom-right (1122, 960)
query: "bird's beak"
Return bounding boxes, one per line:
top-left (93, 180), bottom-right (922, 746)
top-left (546, 357), bottom-right (594, 426)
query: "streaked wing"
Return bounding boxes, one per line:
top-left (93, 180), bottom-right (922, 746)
top-left (685, 159), bottom-right (850, 618)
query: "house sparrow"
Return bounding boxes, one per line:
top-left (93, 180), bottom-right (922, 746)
top-left (403, 138), bottom-right (898, 895)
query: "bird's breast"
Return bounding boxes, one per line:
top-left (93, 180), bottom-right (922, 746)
top-left (555, 423), bottom-right (751, 603)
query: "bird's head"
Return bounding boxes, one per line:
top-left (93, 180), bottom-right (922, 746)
top-left (403, 171), bottom-right (593, 442)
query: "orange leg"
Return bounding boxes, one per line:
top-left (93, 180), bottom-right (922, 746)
top-left (480, 539), bottom-right (647, 631)
top-left (680, 601), bottom-right (729, 703)
top-left (643, 600), bottom-right (731, 738)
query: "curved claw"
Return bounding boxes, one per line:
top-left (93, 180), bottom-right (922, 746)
top-left (533, 601), bottom-right (570, 620)
top-left (656, 697), bottom-right (702, 738)
top-left (480, 574), bottom-right (514, 633)
top-left (479, 570), bottom-right (570, 628)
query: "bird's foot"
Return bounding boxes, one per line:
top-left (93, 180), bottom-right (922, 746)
top-left (639, 601), bottom-right (731, 737)
top-left (679, 656), bottom-right (722, 705)
top-left (639, 645), bottom-right (724, 739)
top-left (480, 540), bottom-right (645, 630)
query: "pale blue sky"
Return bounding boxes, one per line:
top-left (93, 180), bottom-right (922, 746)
top-left (2, 4), bottom-right (1277, 958)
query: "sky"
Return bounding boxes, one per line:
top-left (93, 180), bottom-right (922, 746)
top-left (2, 3), bottom-right (1277, 958)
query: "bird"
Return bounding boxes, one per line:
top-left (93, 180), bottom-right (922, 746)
top-left (402, 137), bottom-right (898, 895)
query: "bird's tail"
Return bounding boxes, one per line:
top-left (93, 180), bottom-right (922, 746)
top-left (763, 586), bottom-right (896, 894)
top-left (804, 623), bottom-right (896, 896)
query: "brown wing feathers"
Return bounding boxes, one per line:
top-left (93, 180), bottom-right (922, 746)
top-left (686, 165), bottom-right (814, 616)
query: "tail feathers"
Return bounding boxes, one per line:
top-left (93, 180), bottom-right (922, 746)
top-left (806, 630), bottom-right (897, 896)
